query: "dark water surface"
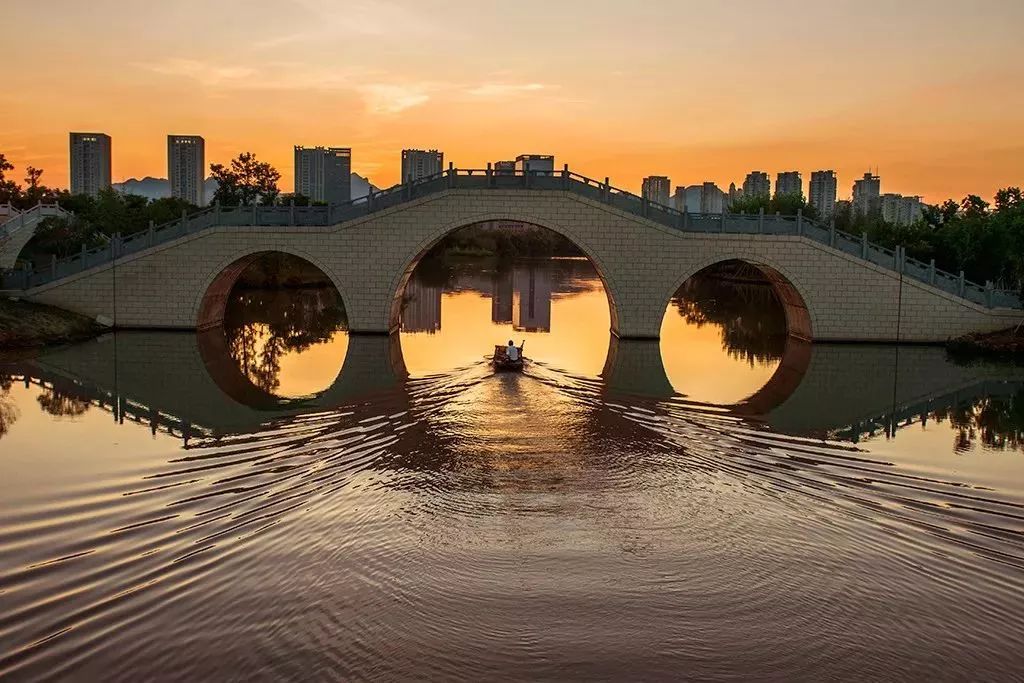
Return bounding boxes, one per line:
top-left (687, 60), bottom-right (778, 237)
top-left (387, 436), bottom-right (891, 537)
top-left (2, 258), bottom-right (1024, 681)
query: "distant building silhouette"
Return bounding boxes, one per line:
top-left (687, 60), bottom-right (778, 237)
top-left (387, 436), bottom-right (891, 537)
top-left (774, 171), bottom-right (802, 199)
top-left (400, 277), bottom-right (442, 333)
top-left (167, 135), bottom-right (205, 206)
top-left (512, 266), bottom-right (552, 332)
top-left (642, 176), bottom-right (671, 205)
top-left (852, 171), bottom-right (881, 216)
top-left (70, 132), bottom-right (111, 196)
top-left (880, 193), bottom-right (923, 226)
top-left (515, 154), bottom-right (554, 175)
top-left (493, 160), bottom-right (516, 175)
top-left (294, 146), bottom-right (351, 204)
top-left (728, 182), bottom-right (742, 207)
top-left (809, 170), bottom-right (838, 219)
top-left (401, 149), bottom-right (443, 182)
top-left (673, 183), bottom-right (725, 212)
top-left (742, 171), bottom-right (770, 199)
top-left (701, 182), bottom-right (726, 213)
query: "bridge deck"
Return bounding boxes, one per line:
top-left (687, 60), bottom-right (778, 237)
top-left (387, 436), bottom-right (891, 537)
top-left (2, 169), bottom-right (1018, 311)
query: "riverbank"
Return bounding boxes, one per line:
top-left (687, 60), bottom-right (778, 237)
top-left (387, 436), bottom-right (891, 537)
top-left (947, 326), bottom-right (1024, 362)
top-left (0, 297), bottom-right (104, 349)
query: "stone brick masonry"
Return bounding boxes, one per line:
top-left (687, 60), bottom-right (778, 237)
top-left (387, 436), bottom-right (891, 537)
top-left (23, 190), bottom-right (1022, 342)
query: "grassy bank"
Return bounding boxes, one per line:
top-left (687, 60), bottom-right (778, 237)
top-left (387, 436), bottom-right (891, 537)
top-left (0, 298), bottom-right (104, 349)
top-left (947, 326), bottom-right (1024, 362)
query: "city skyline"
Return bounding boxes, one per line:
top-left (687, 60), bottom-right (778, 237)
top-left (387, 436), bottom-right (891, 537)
top-left (2, 1), bottom-right (1021, 203)
top-left (5, 128), bottom-right (990, 211)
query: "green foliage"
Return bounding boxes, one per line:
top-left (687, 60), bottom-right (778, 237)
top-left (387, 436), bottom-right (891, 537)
top-left (728, 193), bottom-right (819, 220)
top-left (833, 187), bottom-right (1024, 289)
top-left (32, 215), bottom-right (104, 257)
top-left (436, 223), bottom-right (583, 260)
top-left (0, 153), bottom-right (60, 208)
top-left (210, 152), bottom-right (281, 206)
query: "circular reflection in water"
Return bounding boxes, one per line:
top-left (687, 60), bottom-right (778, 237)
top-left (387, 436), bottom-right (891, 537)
top-left (221, 254), bottom-right (349, 399)
top-left (398, 255), bottom-right (611, 377)
top-left (660, 260), bottom-right (789, 405)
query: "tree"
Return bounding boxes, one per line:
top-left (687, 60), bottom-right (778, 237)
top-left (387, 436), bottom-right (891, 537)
top-left (33, 215), bottom-right (102, 257)
top-left (210, 152), bottom-right (281, 206)
top-left (0, 153), bottom-right (20, 206)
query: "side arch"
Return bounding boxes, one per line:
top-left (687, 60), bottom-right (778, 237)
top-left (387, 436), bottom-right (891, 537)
top-left (383, 211), bottom-right (623, 335)
top-left (662, 252), bottom-right (816, 341)
top-left (191, 246), bottom-right (353, 331)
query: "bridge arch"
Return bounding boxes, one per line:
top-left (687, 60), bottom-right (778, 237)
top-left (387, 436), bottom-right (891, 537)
top-left (192, 246), bottom-right (353, 331)
top-left (384, 211), bottom-right (623, 335)
top-left (661, 253), bottom-right (815, 341)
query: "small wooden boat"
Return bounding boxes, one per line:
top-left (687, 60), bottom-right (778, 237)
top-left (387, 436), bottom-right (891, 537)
top-left (492, 344), bottom-right (525, 372)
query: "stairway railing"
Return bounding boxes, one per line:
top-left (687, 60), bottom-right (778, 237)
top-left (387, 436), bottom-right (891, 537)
top-left (1, 169), bottom-right (1019, 309)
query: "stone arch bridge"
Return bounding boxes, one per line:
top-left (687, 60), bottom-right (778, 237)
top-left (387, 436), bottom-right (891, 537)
top-left (2, 169), bottom-right (1019, 341)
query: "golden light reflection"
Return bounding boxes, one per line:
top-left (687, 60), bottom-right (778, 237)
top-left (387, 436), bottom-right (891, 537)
top-left (659, 308), bottom-right (780, 405)
top-left (399, 286), bottom-right (611, 378)
top-left (232, 323), bottom-right (349, 398)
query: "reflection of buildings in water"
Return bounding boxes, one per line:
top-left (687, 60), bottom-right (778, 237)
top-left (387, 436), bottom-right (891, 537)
top-left (401, 277), bottom-right (442, 333)
top-left (491, 269), bottom-right (513, 324)
top-left (512, 266), bottom-right (552, 332)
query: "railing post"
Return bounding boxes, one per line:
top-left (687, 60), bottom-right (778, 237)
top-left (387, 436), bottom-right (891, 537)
top-left (861, 233), bottom-right (869, 259)
top-left (758, 207), bottom-right (764, 233)
top-left (289, 199), bottom-right (295, 226)
top-left (796, 208), bottom-right (803, 235)
top-left (562, 163), bottom-right (569, 190)
top-left (929, 259), bottom-right (936, 284)
top-left (958, 271), bottom-right (965, 297)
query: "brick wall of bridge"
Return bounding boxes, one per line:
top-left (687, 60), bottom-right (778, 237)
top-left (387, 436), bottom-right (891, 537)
top-left (22, 190), bottom-right (1021, 342)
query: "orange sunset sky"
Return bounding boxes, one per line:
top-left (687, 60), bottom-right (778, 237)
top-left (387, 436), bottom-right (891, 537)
top-left (2, 0), bottom-right (1022, 203)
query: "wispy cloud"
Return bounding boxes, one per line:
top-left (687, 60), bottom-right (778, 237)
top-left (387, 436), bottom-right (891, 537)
top-left (465, 83), bottom-right (550, 98)
top-left (359, 84), bottom-right (430, 114)
top-left (143, 58), bottom-right (256, 87)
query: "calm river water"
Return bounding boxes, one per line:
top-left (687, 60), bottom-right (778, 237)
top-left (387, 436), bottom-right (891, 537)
top-left (2, 257), bottom-right (1024, 681)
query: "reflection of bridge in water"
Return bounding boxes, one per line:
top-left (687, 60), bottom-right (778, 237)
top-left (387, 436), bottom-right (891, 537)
top-left (601, 337), bottom-right (1024, 441)
top-left (4, 331), bottom-right (1024, 445)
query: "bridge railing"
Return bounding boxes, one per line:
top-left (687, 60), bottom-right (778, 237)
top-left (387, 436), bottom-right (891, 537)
top-left (2, 168), bottom-right (1020, 309)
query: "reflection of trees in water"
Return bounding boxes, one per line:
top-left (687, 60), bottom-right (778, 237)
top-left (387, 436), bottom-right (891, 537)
top-left (931, 391), bottom-right (1024, 453)
top-left (410, 255), bottom-right (602, 297)
top-left (36, 386), bottom-right (90, 417)
top-left (224, 285), bottom-right (348, 395)
top-left (673, 261), bottom-right (788, 365)
top-left (0, 375), bottom-right (18, 438)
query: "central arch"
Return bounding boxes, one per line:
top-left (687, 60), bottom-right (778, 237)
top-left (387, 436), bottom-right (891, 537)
top-left (385, 213), bottom-right (623, 336)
